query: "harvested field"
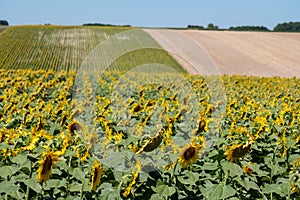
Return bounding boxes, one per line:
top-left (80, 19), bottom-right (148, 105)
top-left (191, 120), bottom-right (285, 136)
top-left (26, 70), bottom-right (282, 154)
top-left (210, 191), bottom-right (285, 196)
top-left (144, 29), bottom-right (300, 78)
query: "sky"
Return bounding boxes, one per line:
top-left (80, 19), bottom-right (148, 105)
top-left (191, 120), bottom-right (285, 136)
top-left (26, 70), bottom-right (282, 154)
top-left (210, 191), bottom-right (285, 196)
top-left (1, 0), bottom-right (300, 29)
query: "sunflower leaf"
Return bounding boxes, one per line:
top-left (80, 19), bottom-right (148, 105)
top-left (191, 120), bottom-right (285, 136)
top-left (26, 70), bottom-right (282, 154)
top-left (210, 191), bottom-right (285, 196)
top-left (23, 178), bottom-right (42, 193)
top-left (201, 183), bottom-right (236, 200)
top-left (0, 165), bottom-right (18, 178)
top-left (0, 180), bottom-right (19, 193)
top-left (11, 153), bottom-right (27, 165)
top-left (151, 182), bottom-right (176, 199)
top-left (220, 160), bottom-right (243, 177)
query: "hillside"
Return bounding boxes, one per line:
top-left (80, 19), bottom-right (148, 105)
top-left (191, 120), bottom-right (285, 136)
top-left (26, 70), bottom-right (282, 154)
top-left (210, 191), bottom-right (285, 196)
top-left (0, 25), bottom-right (185, 73)
top-left (145, 29), bottom-right (300, 78)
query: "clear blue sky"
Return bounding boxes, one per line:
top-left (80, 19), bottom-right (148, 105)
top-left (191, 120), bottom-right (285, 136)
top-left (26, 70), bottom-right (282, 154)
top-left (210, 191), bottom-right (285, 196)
top-left (1, 0), bottom-right (300, 29)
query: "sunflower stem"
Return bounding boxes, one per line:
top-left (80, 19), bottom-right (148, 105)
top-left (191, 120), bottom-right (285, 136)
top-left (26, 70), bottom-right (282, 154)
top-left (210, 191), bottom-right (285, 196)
top-left (288, 173), bottom-right (299, 200)
top-left (79, 181), bottom-right (84, 200)
top-left (66, 156), bottom-right (72, 197)
top-left (25, 166), bottom-right (33, 200)
top-left (170, 160), bottom-right (178, 184)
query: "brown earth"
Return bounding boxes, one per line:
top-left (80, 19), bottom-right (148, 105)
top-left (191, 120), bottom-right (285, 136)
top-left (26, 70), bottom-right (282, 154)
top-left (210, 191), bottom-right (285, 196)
top-left (144, 29), bottom-right (300, 78)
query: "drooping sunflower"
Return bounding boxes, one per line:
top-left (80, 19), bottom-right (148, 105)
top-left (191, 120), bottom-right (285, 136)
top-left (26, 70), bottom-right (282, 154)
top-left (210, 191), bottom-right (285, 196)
top-left (224, 142), bottom-right (252, 163)
top-left (67, 120), bottom-right (83, 136)
top-left (36, 152), bottom-right (58, 183)
top-left (178, 143), bottom-right (200, 168)
top-left (90, 160), bottom-right (104, 191)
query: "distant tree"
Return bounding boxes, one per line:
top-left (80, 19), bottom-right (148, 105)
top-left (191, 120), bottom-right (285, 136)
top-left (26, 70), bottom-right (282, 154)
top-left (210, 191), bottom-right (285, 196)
top-left (207, 23), bottom-right (218, 30)
top-left (229, 25), bottom-right (270, 32)
top-left (273, 22), bottom-right (300, 32)
top-left (0, 20), bottom-right (9, 26)
top-left (187, 25), bottom-right (204, 30)
top-left (82, 23), bottom-right (131, 27)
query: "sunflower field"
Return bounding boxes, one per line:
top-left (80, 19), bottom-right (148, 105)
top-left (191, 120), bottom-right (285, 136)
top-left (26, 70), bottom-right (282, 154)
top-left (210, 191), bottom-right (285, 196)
top-left (0, 67), bottom-right (299, 200)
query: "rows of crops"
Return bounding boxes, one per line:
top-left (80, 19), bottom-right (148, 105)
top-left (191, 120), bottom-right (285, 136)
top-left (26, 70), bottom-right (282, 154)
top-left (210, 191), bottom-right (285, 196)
top-left (0, 26), bottom-right (184, 73)
top-left (0, 68), bottom-right (299, 199)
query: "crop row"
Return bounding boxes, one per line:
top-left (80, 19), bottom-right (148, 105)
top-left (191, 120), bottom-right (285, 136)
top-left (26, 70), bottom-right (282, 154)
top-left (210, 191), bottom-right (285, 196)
top-left (0, 26), bottom-right (185, 73)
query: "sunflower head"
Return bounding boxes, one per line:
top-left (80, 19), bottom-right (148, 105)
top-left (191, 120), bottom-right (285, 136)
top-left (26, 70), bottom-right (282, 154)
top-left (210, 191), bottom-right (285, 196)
top-left (67, 121), bottom-right (83, 136)
top-left (178, 143), bottom-right (200, 168)
top-left (37, 152), bottom-right (58, 183)
top-left (224, 143), bottom-right (251, 163)
top-left (243, 165), bottom-right (253, 175)
top-left (90, 160), bottom-right (104, 191)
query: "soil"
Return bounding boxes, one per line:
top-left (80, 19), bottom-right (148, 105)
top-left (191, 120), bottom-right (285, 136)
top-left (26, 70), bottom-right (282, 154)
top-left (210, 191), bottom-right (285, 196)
top-left (144, 29), bottom-right (300, 78)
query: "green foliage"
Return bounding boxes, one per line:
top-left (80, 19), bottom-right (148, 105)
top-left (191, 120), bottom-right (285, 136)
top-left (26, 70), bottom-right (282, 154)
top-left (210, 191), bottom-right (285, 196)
top-left (229, 25), bottom-right (270, 32)
top-left (83, 23), bottom-right (131, 27)
top-left (207, 23), bottom-right (219, 30)
top-left (274, 22), bottom-right (300, 32)
top-left (0, 20), bottom-right (9, 26)
top-left (187, 25), bottom-right (205, 30)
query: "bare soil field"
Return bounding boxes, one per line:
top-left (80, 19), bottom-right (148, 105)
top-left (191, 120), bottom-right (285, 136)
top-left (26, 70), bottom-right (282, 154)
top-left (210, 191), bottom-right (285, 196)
top-left (144, 29), bottom-right (300, 78)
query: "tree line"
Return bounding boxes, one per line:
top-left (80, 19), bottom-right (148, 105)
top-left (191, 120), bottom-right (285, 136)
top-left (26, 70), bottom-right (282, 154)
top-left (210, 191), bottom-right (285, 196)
top-left (187, 22), bottom-right (300, 32)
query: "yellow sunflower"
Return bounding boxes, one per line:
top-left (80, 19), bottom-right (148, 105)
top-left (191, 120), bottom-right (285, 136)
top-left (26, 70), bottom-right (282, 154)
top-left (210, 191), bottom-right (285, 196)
top-left (37, 152), bottom-right (58, 183)
top-left (123, 160), bottom-right (141, 198)
top-left (90, 160), bottom-right (104, 191)
top-left (224, 143), bottom-right (251, 163)
top-left (178, 143), bottom-right (200, 168)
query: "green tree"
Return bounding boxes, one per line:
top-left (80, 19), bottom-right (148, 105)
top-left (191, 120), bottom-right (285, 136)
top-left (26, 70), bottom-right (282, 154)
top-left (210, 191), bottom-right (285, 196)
top-left (207, 23), bottom-right (218, 30)
top-left (273, 22), bottom-right (300, 32)
top-left (0, 20), bottom-right (9, 26)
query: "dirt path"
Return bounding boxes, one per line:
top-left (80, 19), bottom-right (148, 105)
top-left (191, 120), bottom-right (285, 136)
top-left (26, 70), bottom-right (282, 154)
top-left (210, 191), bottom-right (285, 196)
top-left (144, 29), bottom-right (300, 78)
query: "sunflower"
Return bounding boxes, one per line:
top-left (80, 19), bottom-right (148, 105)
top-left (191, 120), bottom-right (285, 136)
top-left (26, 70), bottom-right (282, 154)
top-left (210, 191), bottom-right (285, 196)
top-left (164, 162), bottom-right (176, 171)
top-left (90, 160), bottom-right (104, 191)
top-left (67, 120), bottom-right (83, 136)
top-left (123, 160), bottom-right (141, 198)
top-left (243, 165), bottom-right (253, 175)
top-left (194, 114), bottom-right (209, 135)
top-left (37, 152), bottom-right (58, 183)
top-left (224, 142), bottom-right (252, 163)
top-left (178, 143), bottom-right (200, 168)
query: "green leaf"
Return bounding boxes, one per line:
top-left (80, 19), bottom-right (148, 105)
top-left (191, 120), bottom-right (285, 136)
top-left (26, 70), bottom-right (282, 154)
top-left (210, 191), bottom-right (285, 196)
top-left (178, 171), bottom-right (200, 185)
top-left (201, 183), bottom-right (236, 200)
top-left (0, 142), bottom-right (13, 150)
top-left (0, 165), bottom-right (18, 178)
top-left (7, 191), bottom-right (24, 199)
top-left (69, 182), bottom-right (82, 192)
top-left (0, 180), bottom-right (19, 193)
top-left (150, 193), bottom-right (165, 200)
top-left (221, 160), bottom-right (243, 177)
top-left (14, 173), bottom-right (28, 182)
top-left (52, 168), bottom-right (62, 176)
top-left (152, 182), bottom-right (176, 199)
top-left (11, 153), bottom-right (27, 165)
top-left (262, 184), bottom-right (283, 195)
top-left (72, 167), bottom-right (85, 181)
top-left (202, 161), bottom-right (218, 171)
top-left (99, 183), bottom-right (120, 199)
top-left (24, 178), bottom-right (42, 193)
top-left (44, 179), bottom-right (61, 189)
